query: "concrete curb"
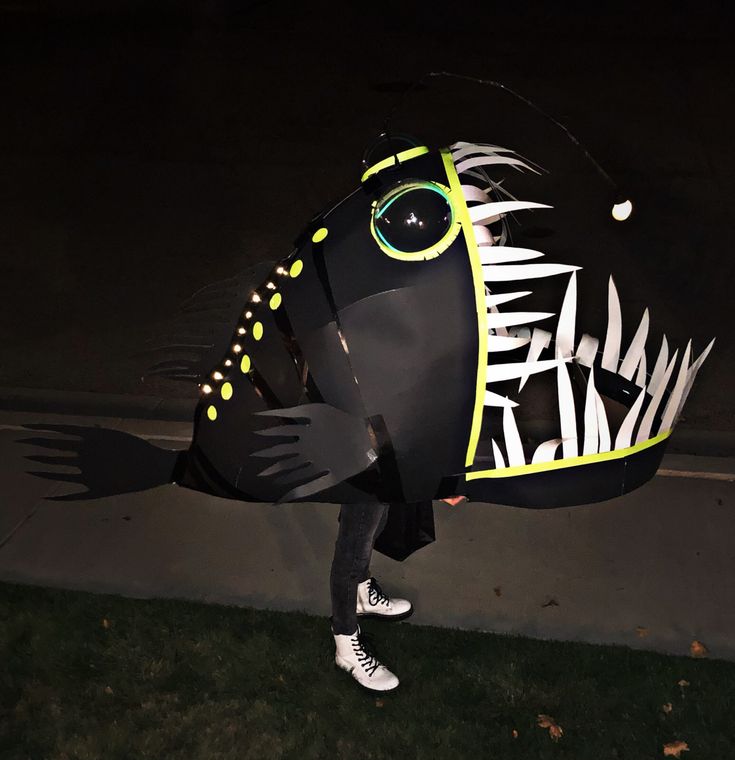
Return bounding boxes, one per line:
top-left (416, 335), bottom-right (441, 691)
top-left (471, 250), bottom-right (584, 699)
top-left (1, 385), bottom-right (734, 457)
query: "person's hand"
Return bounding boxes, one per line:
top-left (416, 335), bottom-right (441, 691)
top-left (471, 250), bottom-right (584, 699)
top-left (440, 495), bottom-right (468, 506)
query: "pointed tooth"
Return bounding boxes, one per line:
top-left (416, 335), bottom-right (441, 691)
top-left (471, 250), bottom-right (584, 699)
top-left (619, 308), bottom-right (650, 380)
top-left (486, 311), bottom-right (554, 329)
top-left (483, 263), bottom-right (580, 282)
top-left (485, 291), bottom-right (532, 308)
top-left (519, 328), bottom-right (552, 391)
top-left (601, 276), bottom-right (622, 371)
top-left (455, 155), bottom-right (540, 175)
top-left (648, 335), bottom-right (669, 397)
top-left (635, 351), bottom-right (647, 388)
top-left (479, 247), bottom-right (544, 265)
top-left (487, 335), bottom-right (532, 352)
top-left (595, 391), bottom-right (611, 453)
top-left (583, 367), bottom-right (599, 455)
top-left (487, 358), bottom-right (566, 383)
top-left (470, 201), bottom-right (551, 225)
top-left (636, 351), bottom-right (679, 443)
top-left (461, 185), bottom-right (492, 203)
top-left (676, 338), bottom-right (716, 417)
top-left (484, 391), bottom-right (519, 407)
top-left (575, 333), bottom-right (599, 368)
top-left (614, 387), bottom-right (647, 449)
top-left (659, 341), bottom-right (692, 433)
top-left (555, 272), bottom-right (577, 359)
top-left (557, 361), bottom-right (578, 458)
top-left (503, 405), bottom-right (525, 466)
top-left (491, 439), bottom-right (506, 469)
top-left (532, 438), bottom-right (563, 464)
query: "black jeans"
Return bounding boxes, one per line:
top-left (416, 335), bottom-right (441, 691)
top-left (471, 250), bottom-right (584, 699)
top-left (330, 502), bottom-right (390, 635)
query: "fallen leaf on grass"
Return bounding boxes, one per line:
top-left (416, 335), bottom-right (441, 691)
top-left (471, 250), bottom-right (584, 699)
top-left (677, 679), bottom-right (690, 688)
top-left (511, 729), bottom-right (519, 739)
top-left (104, 686), bottom-right (113, 695)
top-left (101, 618), bottom-right (110, 629)
top-left (662, 703), bottom-right (673, 714)
top-left (537, 714), bottom-right (563, 742)
top-left (375, 698), bottom-right (384, 708)
top-left (689, 640), bottom-right (708, 658)
top-left (541, 598), bottom-right (559, 608)
top-left (493, 586), bottom-right (502, 597)
top-left (663, 740), bottom-right (689, 757)
top-left (635, 626), bottom-right (650, 638)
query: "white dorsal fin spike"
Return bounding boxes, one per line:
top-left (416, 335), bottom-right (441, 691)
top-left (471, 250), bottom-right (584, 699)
top-left (487, 357), bottom-right (567, 384)
top-left (460, 185), bottom-right (492, 203)
top-left (555, 272), bottom-right (577, 359)
top-left (601, 276), bottom-right (622, 371)
top-left (659, 341), bottom-right (692, 433)
top-left (455, 155), bottom-right (540, 175)
top-left (614, 387), bottom-right (647, 449)
top-left (619, 308), bottom-right (650, 380)
top-left (503, 405), bottom-right (526, 466)
top-left (636, 351), bottom-right (679, 443)
top-left (595, 391), bottom-right (611, 453)
top-left (483, 263), bottom-right (580, 282)
top-left (485, 291), bottom-right (532, 308)
top-left (479, 247), bottom-right (544, 265)
top-left (470, 201), bottom-right (552, 225)
top-left (583, 367), bottom-right (599, 455)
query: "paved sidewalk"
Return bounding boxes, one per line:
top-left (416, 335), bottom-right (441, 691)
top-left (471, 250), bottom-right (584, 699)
top-left (1, 407), bottom-right (734, 660)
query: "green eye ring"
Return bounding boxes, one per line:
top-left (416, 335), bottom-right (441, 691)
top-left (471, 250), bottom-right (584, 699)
top-left (370, 180), bottom-right (461, 261)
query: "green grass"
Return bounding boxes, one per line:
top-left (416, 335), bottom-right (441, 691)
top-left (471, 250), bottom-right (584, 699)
top-left (1, 583), bottom-right (733, 760)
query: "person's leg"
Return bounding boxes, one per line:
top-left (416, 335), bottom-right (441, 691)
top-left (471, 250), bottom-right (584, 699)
top-left (330, 501), bottom-right (390, 635)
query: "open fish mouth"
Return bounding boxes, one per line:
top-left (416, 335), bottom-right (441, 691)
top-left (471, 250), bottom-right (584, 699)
top-left (446, 142), bottom-right (715, 482)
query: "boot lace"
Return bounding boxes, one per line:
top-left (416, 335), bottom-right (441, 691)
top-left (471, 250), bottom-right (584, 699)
top-left (351, 632), bottom-right (380, 677)
top-left (367, 578), bottom-right (391, 608)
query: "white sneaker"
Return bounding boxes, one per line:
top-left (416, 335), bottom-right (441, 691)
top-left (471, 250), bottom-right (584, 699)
top-left (333, 627), bottom-right (400, 692)
top-left (356, 577), bottom-right (413, 621)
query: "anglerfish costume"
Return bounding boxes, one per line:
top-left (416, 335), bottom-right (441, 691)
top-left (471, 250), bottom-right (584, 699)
top-left (170, 141), bottom-right (713, 509)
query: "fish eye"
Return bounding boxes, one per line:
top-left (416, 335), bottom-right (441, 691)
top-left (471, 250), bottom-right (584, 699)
top-left (371, 180), bottom-right (459, 260)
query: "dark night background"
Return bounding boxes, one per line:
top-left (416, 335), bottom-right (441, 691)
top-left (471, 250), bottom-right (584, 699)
top-left (0, 0), bottom-right (732, 431)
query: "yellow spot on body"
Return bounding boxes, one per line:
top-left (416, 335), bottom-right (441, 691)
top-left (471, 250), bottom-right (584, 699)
top-left (289, 259), bottom-right (303, 278)
top-left (269, 293), bottom-right (282, 310)
top-left (221, 382), bottom-right (233, 401)
top-left (311, 227), bottom-right (328, 243)
top-left (253, 321), bottom-right (264, 340)
top-left (240, 354), bottom-right (251, 373)
top-left (207, 405), bottom-right (217, 421)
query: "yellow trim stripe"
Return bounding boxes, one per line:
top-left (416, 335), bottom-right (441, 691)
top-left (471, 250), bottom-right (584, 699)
top-left (466, 429), bottom-right (672, 480)
top-left (441, 149), bottom-right (488, 467)
top-left (361, 146), bottom-right (430, 182)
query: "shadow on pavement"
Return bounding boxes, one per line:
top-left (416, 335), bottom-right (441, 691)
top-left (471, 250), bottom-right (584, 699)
top-left (18, 424), bottom-right (179, 501)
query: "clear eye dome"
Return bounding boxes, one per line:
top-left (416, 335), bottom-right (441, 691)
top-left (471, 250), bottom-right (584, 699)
top-left (371, 181), bottom-right (457, 260)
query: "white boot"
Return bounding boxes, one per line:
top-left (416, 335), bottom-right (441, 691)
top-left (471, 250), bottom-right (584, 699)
top-left (333, 627), bottom-right (400, 692)
top-left (356, 577), bottom-right (413, 621)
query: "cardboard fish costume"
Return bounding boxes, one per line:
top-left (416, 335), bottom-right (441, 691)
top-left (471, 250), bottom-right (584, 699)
top-left (165, 140), bottom-right (713, 508)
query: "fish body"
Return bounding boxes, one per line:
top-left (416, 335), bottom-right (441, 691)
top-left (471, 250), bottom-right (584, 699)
top-left (176, 142), bottom-right (713, 506)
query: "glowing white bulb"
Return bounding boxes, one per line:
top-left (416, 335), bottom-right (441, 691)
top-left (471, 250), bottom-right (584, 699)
top-left (245, 310), bottom-right (253, 319)
top-left (237, 326), bottom-right (246, 335)
top-left (612, 199), bottom-right (633, 221)
top-left (201, 384), bottom-right (213, 394)
top-left (232, 343), bottom-right (242, 353)
top-left (224, 359), bottom-right (233, 367)
top-left (276, 266), bottom-right (286, 275)
top-left (252, 293), bottom-right (261, 303)
top-left (212, 371), bottom-right (223, 381)
top-left (266, 281), bottom-right (276, 290)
